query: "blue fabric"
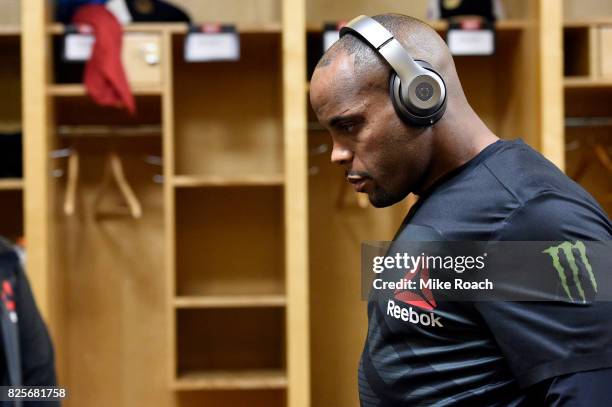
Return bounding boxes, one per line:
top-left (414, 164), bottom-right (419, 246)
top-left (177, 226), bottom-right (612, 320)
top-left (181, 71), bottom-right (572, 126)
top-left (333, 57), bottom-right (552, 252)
top-left (546, 368), bottom-right (612, 406)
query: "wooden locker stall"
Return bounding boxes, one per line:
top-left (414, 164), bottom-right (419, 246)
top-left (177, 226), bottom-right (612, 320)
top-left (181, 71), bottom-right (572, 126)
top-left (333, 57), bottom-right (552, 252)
top-left (563, 0), bottom-right (612, 216)
top-left (22, 0), bottom-right (309, 406)
top-left (305, 1), bottom-right (562, 406)
top-left (47, 23), bottom-right (167, 407)
top-left (169, 18), bottom-right (289, 407)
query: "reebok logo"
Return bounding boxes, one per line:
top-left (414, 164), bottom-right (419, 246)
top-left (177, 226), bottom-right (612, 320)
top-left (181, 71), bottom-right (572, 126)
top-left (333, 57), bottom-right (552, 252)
top-left (394, 266), bottom-right (437, 310)
top-left (386, 299), bottom-right (443, 327)
top-left (388, 264), bottom-right (442, 327)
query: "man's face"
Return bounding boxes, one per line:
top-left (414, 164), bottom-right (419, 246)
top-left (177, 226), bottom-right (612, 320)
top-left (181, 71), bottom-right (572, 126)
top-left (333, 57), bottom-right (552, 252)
top-left (310, 53), bottom-right (432, 207)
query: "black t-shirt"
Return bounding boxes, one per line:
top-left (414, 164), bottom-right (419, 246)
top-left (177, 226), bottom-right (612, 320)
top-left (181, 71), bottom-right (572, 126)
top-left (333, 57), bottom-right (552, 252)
top-left (358, 139), bottom-right (612, 406)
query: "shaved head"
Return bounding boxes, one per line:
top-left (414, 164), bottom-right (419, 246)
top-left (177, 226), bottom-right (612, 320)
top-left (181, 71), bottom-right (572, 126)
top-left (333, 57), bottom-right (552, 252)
top-left (310, 13), bottom-right (496, 207)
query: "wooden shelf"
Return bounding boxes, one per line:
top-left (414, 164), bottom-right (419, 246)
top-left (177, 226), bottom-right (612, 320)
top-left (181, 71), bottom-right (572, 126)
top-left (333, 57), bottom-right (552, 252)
top-left (47, 84), bottom-right (163, 96)
top-left (434, 19), bottom-right (529, 31)
top-left (564, 17), bottom-right (612, 28)
top-left (48, 22), bottom-right (182, 34)
top-left (0, 179), bottom-right (23, 191)
top-left (172, 174), bottom-right (284, 187)
top-left (173, 369), bottom-right (287, 391)
top-left (47, 22), bottom-right (282, 35)
top-left (0, 123), bottom-right (22, 133)
top-left (564, 77), bottom-right (612, 88)
top-left (174, 294), bottom-right (286, 309)
top-left (0, 25), bottom-right (20, 36)
top-left (172, 22), bottom-right (282, 34)
top-left (306, 19), bottom-right (529, 32)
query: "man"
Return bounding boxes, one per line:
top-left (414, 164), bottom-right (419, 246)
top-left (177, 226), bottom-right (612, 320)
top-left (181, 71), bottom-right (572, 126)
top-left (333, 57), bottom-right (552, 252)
top-left (310, 13), bottom-right (612, 406)
top-left (0, 238), bottom-right (58, 406)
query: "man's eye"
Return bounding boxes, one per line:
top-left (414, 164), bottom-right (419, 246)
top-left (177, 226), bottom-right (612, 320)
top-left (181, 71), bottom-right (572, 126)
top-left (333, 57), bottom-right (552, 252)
top-left (339, 123), bottom-right (355, 133)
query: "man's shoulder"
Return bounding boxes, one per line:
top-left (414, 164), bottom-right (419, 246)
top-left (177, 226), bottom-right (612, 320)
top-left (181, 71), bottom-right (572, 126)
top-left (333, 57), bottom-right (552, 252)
top-left (406, 140), bottom-right (611, 240)
top-left (481, 140), bottom-right (575, 204)
top-left (481, 140), bottom-right (611, 240)
top-left (494, 190), bottom-right (612, 240)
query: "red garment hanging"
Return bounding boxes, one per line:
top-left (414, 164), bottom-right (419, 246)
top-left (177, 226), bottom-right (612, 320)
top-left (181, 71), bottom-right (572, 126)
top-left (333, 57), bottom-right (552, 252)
top-left (73, 4), bottom-right (135, 113)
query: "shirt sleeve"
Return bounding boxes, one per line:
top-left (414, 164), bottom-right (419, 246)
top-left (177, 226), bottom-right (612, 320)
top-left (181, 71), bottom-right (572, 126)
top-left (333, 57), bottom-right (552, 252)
top-left (544, 368), bottom-right (612, 406)
top-left (492, 191), bottom-right (611, 241)
top-left (15, 260), bottom-right (58, 388)
top-left (475, 192), bottom-right (612, 388)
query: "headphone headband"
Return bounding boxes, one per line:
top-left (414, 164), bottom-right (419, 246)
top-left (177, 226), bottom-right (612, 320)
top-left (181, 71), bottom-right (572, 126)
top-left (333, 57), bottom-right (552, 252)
top-left (340, 15), bottom-right (393, 48)
top-left (340, 15), bottom-right (424, 82)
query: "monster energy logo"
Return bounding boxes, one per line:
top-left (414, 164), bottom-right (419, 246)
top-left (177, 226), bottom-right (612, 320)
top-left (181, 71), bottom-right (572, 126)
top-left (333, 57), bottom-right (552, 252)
top-left (542, 241), bottom-right (597, 302)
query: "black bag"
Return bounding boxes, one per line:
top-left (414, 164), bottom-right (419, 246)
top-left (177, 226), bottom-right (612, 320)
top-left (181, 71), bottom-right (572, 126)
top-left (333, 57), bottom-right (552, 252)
top-left (0, 133), bottom-right (22, 179)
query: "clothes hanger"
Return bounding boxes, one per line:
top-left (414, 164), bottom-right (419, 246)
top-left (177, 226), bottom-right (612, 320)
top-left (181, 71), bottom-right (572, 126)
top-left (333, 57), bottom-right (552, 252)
top-left (593, 143), bottom-right (612, 174)
top-left (570, 138), bottom-right (612, 182)
top-left (592, 144), bottom-right (612, 203)
top-left (569, 136), bottom-right (595, 182)
top-left (63, 153), bottom-right (143, 219)
top-left (93, 151), bottom-right (142, 219)
top-left (59, 124), bottom-right (158, 216)
top-left (569, 138), bottom-right (612, 206)
top-left (58, 125), bottom-right (147, 218)
top-left (63, 149), bottom-right (79, 216)
top-left (570, 145), bottom-right (590, 181)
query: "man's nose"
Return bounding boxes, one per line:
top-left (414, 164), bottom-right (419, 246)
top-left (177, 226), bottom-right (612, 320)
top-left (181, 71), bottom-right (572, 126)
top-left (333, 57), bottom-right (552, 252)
top-left (331, 142), bottom-right (353, 166)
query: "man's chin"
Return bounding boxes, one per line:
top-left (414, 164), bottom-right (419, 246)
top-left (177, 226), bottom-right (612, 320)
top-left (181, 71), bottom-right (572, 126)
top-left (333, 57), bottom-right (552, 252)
top-left (367, 190), bottom-right (403, 208)
top-left (369, 199), bottom-right (391, 208)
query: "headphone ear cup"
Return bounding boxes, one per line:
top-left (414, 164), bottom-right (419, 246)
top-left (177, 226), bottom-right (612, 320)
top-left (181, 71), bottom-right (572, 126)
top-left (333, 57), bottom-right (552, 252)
top-left (389, 73), bottom-right (413, 124)
top-left (388, 63), bottom-right (447, 127)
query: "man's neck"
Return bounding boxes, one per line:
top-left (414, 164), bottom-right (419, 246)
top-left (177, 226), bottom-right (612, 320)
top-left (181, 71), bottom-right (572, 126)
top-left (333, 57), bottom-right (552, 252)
top-left (414, 109), bottom-right (498, 196)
